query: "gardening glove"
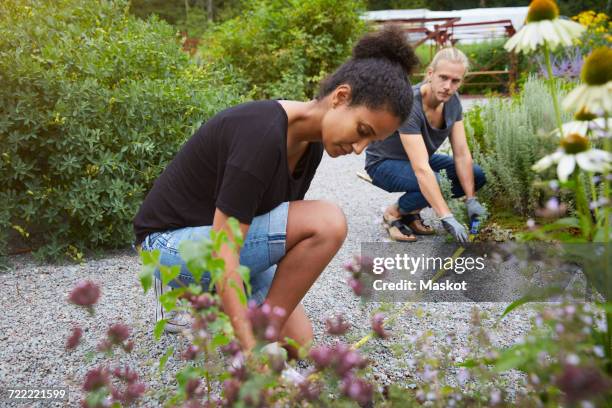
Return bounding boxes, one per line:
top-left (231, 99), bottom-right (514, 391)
top-left (441, 214), bottom-right (468, 243)
top-left (466, 197), bottom-right (487, 220)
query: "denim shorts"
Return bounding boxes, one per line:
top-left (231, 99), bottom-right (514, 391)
top-left (140, 202), bottom-right (289, 306)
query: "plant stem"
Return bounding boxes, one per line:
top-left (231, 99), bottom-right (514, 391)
top-left (543, 43), bottom-right (564, 135)
top-left (588, 172), bottom-right (600, 220)
top-left (574, 171), bottom-right (592, 240)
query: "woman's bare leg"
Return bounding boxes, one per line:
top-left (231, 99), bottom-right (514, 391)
top-left (263, 200), bottom-right (347, 349)
top-left (278, 303), bottom-right (312, 359)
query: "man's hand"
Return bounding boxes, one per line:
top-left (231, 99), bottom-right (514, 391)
top-left (466, 197), bottom-right (487, 220)
top-left (441, 215), bottom-right (468, 243)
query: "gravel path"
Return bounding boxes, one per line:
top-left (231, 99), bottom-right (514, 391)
top-left (0, 98), bottom-right (537, 407)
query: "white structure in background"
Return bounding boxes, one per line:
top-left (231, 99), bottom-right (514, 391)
top-left (363, 7), bottom-right (529, 43)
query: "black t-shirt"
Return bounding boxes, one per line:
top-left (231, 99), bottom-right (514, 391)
top-left (133, 100), bottom-right (324, 245)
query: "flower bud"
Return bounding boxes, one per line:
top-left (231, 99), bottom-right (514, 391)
top-left (309, 345), bottom-right (334, 369)
top-left (371, 313), bottom-right (389, 339)
top-left (66, 327), bottom-right (82, 350)
top-left (69, 280), bottom-right (100, 307)
top-left (83, 367), bottom-right (109, 391)
top-left (325, 314), bottom-right (351, 336)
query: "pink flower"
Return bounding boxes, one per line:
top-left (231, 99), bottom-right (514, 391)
top-left (222, 379), bottom-right (241, 405)
top-left (371, 313), bottom-right (389, 339)
top-left (297, 379), bottom-right (321, 402)
top-left (347, 277), bottom-right (363, 296)
top-left (341, 374), bottom-right (373, 406)
top-left (110, 367), bottom-right (145, 405)
top-left (66, 327), bottom-right (82, 350)
top-left (185, 379), bottom-right (202, 400)
top-left (83, 367), bottom-right (109, 391)
top-left (221, 341), bottom-right (241, 357)
top-left (555, 364), bottom-right (611, 402)
top-left (189, 293), bottom-right (216, 310)
top-left (335, 349), bottom-right (367, 377)
top-left (325, 314), bottom-right (351, 336)
top-left (309, 345), bottom-right (334, 369)
top-left (108, 323), bottom-right (130, 344)
top-left (69, 280), bottom-right (100, 307)
top-left (112, 366), bottom-right (138, 384)
top-left (247, 301), bottom-right (285, 341)
top-left (182, 345), bottom-right (200, 361)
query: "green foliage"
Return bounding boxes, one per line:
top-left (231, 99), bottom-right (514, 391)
top-left (0, 0), bottom-right (244, 261)
top-left (464, 76), bottom-right (573, 215)
top-left (414, 40), bottom-right (529, 95)
top-left (130, 0), bottom-right (244, 35)
top-left (200, 0), bottom-right (367, 100)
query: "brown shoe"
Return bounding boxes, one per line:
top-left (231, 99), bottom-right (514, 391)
top-left (383, 213), bottom-right (417, 242)
top-left (400, 212), bottom-right (435, 235)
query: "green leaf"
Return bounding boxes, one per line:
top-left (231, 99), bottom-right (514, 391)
top-left (212, 332), bottom-right (230, 348)
top-left (229, 280), bottom-right (247, 306)
top-left (159, 346), bottom-right (174, 373)
top-left (139, 267), bottom-right (153, 294)
top-left (160, 264), bottom-right (180, 287)
top-left (227, 217), bottom-right (243, 246)
top-left (154, 319), bottom-right (167, 341)
top-left (140, 249), bottom-right (161, 266)
top-left (159, 287), bottom-right (186, 312)
top-left (499, 285), bottom-right (565, 319)
top-left (237, 265), bottom-right (251, 296)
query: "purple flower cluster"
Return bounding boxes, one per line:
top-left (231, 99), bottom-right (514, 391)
top-left (537, 47), bottom-right (584, 80)
top-left (341, 374), bottom-right (374, 406)
top-left (68, 280), bottom-right (100, 310)
top-left (82, 366), bottom-right (145, 407)
top-left (247, 300), bottom-right (286, 342)
top-left (344, 255), bottom-right (376, 297)
top-left (308, 341), bottom-right (372, 405)
top-left (325, 314), bottom-right (351, 336)
top-left (371, 313), bottom-right (389, 339)
top-left (555, 364), bottom-right (611, 403)
top-left (97, 323), bottom-right (133, 353)
top-left (66, 326), bottom-right (83, 350)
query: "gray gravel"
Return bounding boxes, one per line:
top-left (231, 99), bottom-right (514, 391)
top-left (0, 98), bottom-right (538, 407)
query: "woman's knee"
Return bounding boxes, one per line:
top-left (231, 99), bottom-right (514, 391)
top-left (316, 201), bottom-right (348, 244)
top-left (287, 200), bottom-right (347, 247)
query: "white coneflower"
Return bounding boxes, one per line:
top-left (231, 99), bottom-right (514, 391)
top-left (532, 132), bottom-right (611, 181)
top-left (504, 0), bottom-right (585, 54)
top-left (562, 47), bottom-right (612, 114)
top-left (553, 109), bottom-right (612, 138)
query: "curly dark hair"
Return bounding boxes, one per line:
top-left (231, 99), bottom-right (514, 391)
top-left (317, 26), bottom-right (419, 122)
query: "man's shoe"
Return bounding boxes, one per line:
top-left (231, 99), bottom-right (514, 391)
top-left (154, 278), bottom-right (191, 334)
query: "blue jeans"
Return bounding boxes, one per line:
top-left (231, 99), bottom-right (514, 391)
top-left (367, 154), bottom-right (487, 213)
top-left (140, 202), bottom-right (289, 306)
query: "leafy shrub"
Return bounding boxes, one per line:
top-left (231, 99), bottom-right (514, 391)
top-left (464, 76), bottom-right (573, 215)
top-left (199, 0), bottom-right (367, 100)
top-left (0, 0), bottom-right (244, 261)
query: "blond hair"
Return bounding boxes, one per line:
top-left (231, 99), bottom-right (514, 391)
top-left (427, 47), bottom-right (470, 74)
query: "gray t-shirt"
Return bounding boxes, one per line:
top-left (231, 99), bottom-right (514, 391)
top-left (365, 84), bottom-right (463, 170)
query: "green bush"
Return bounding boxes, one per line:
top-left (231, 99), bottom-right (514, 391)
top-left (464, 76), bottom-right (573, 215)
top-left (0, 0), bottom-right (244, 261)
top-left (200, 0), bottom-right (367, 100)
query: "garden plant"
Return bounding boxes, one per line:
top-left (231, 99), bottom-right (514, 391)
top-left (2, 0), bottom-right (611, 406)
